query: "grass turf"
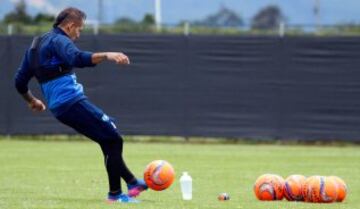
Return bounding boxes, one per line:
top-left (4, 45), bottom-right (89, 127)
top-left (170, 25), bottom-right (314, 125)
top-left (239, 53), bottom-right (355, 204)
top-left (0, 138), bottom-right (359, 209)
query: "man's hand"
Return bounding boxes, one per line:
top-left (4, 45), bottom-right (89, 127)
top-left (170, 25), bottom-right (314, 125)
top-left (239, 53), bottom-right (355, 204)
top-left (21, 90), bottom-right (46, 112)
top-left (106, 52), bottom-right (130, 65)
top-left (28, 98), bottom-right (46, 112)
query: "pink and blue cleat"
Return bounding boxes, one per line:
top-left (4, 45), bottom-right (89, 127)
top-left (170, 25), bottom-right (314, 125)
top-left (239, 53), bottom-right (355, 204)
top-left (107, 193), bottom-right (140, 203)
top-left (127, 179), bottom-right (148, 197)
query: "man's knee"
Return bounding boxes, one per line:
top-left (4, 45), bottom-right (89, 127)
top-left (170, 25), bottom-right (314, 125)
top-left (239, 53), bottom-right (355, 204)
top-left (102, 129), bottom-right (122, 143)
top-left (99, 133), bottom-right (123, 155)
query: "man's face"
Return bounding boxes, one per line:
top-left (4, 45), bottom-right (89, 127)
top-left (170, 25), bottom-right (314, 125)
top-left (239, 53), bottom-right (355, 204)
top-left (67, 20), bottom-right (84, 41)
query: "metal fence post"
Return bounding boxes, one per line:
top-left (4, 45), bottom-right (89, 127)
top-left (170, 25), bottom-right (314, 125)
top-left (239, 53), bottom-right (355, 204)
top-left (94, 22), bottom-right (99, 35)
top-left (279, 21), bottom-right (285, 37)
top-left (184, 21), bottom-right (190, 36)
top-left (7, 24), bottom-right (13, 36)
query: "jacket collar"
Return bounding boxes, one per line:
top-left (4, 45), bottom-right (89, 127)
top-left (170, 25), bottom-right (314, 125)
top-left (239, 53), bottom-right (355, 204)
top-left (52, 27), bottom-right (69, 38)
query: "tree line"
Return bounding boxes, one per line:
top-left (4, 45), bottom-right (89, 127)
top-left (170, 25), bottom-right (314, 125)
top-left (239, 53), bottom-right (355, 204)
top-left (2, 0), bottom-right (54, 25)
top-left (1, 0), bottom-right (284, 30)
top-left (1, 0), bottom-right (359, 35)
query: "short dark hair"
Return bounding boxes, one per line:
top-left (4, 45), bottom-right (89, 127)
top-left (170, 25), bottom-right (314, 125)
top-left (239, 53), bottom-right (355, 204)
top-left (53, 7), bottom-right (86, 28)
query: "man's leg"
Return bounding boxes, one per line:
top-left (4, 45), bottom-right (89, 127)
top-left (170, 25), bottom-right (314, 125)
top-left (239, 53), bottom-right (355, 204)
top-left (98, 135), bottom-right (136, 192)
top-left (55, 99), bottom-right (142, 198)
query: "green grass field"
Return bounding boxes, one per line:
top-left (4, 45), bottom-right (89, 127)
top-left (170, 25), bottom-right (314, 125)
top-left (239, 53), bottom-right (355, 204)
top-left (0, 138), bottom-right (359, 209)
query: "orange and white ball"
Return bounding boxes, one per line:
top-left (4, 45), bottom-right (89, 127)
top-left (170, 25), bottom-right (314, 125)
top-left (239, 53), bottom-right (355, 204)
top-left (328, 176), bottom-right (347, 202)
top-left (284, 175), bottom-right (306, 201)
top-left (218, 193), bottom-right (230, 201)
top-left (254, 174), bottom-right (285, 201)
top-left (143, 160), bottom-right (175, 191)
top-left (302, 176), bottom-right (337, 203)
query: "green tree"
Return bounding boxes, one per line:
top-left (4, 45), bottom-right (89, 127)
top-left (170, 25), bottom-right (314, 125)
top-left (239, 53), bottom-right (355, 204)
top-left (33, 13), bottom-right (55, 24)
top-left (115, 17), bottom-right (137, 25)
top-left (251, 5), bottom-right (285, 30)
top-left (194, 6), bottom-right (243, 27)
top-left (141, 14), bottom-right (155, 25)
top-left (3, 0), bottom-right (32, 24)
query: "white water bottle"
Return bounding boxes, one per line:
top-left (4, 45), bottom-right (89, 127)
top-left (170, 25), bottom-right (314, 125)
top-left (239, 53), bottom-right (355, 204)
top-left (180, 171), bottom-right (192, 200)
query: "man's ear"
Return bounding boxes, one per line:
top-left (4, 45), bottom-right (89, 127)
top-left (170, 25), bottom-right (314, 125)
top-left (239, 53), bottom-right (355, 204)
top-left (68, 22), bottom-right (74, 29)
top-left (64, 22), bottom-right (74, 31)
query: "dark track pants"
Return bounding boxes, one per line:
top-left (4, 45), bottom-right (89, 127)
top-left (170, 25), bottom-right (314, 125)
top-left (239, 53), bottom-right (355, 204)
top-left (56, 99), bottom-right (135, 193)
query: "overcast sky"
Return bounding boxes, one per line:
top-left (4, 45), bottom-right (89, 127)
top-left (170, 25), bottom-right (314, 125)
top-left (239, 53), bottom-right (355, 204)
top-left (1, 0), bottom-right (360, 25)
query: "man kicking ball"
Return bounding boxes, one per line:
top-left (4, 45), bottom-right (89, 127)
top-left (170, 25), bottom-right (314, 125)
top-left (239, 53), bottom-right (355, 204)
top-left (14, 7), bottom-right (147, 203)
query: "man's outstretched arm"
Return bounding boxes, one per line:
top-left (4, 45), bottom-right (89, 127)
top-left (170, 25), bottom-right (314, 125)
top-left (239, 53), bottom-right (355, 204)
top-left (54, 36), bottom-right (130, 66)
top-left (92, 52), bottom-right (130, 65)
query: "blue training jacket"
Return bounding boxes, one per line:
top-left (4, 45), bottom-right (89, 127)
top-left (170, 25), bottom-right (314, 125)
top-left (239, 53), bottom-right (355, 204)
top-left (14, 27), bottom-right (96, 116)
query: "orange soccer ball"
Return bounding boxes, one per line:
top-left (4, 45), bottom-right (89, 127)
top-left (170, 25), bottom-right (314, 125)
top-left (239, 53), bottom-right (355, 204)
top-left (254, 174), bottom-right (285, 201)
top-left (328, 176), bottom-right (347, 202)
top-left (284, 175), bottom-right (306, 201)
top-left (143, 160), bottom-right (175, 191)
top-left (302, 176), bottom-right (337, 203)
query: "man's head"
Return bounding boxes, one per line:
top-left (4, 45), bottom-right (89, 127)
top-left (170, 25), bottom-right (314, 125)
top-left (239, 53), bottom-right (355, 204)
top-left (53, 7), bottom-right (86, 41)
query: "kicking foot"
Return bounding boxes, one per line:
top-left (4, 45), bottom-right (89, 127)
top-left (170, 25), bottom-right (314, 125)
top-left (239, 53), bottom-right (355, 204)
top-left (127, 179), bottom-right (148, 197)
